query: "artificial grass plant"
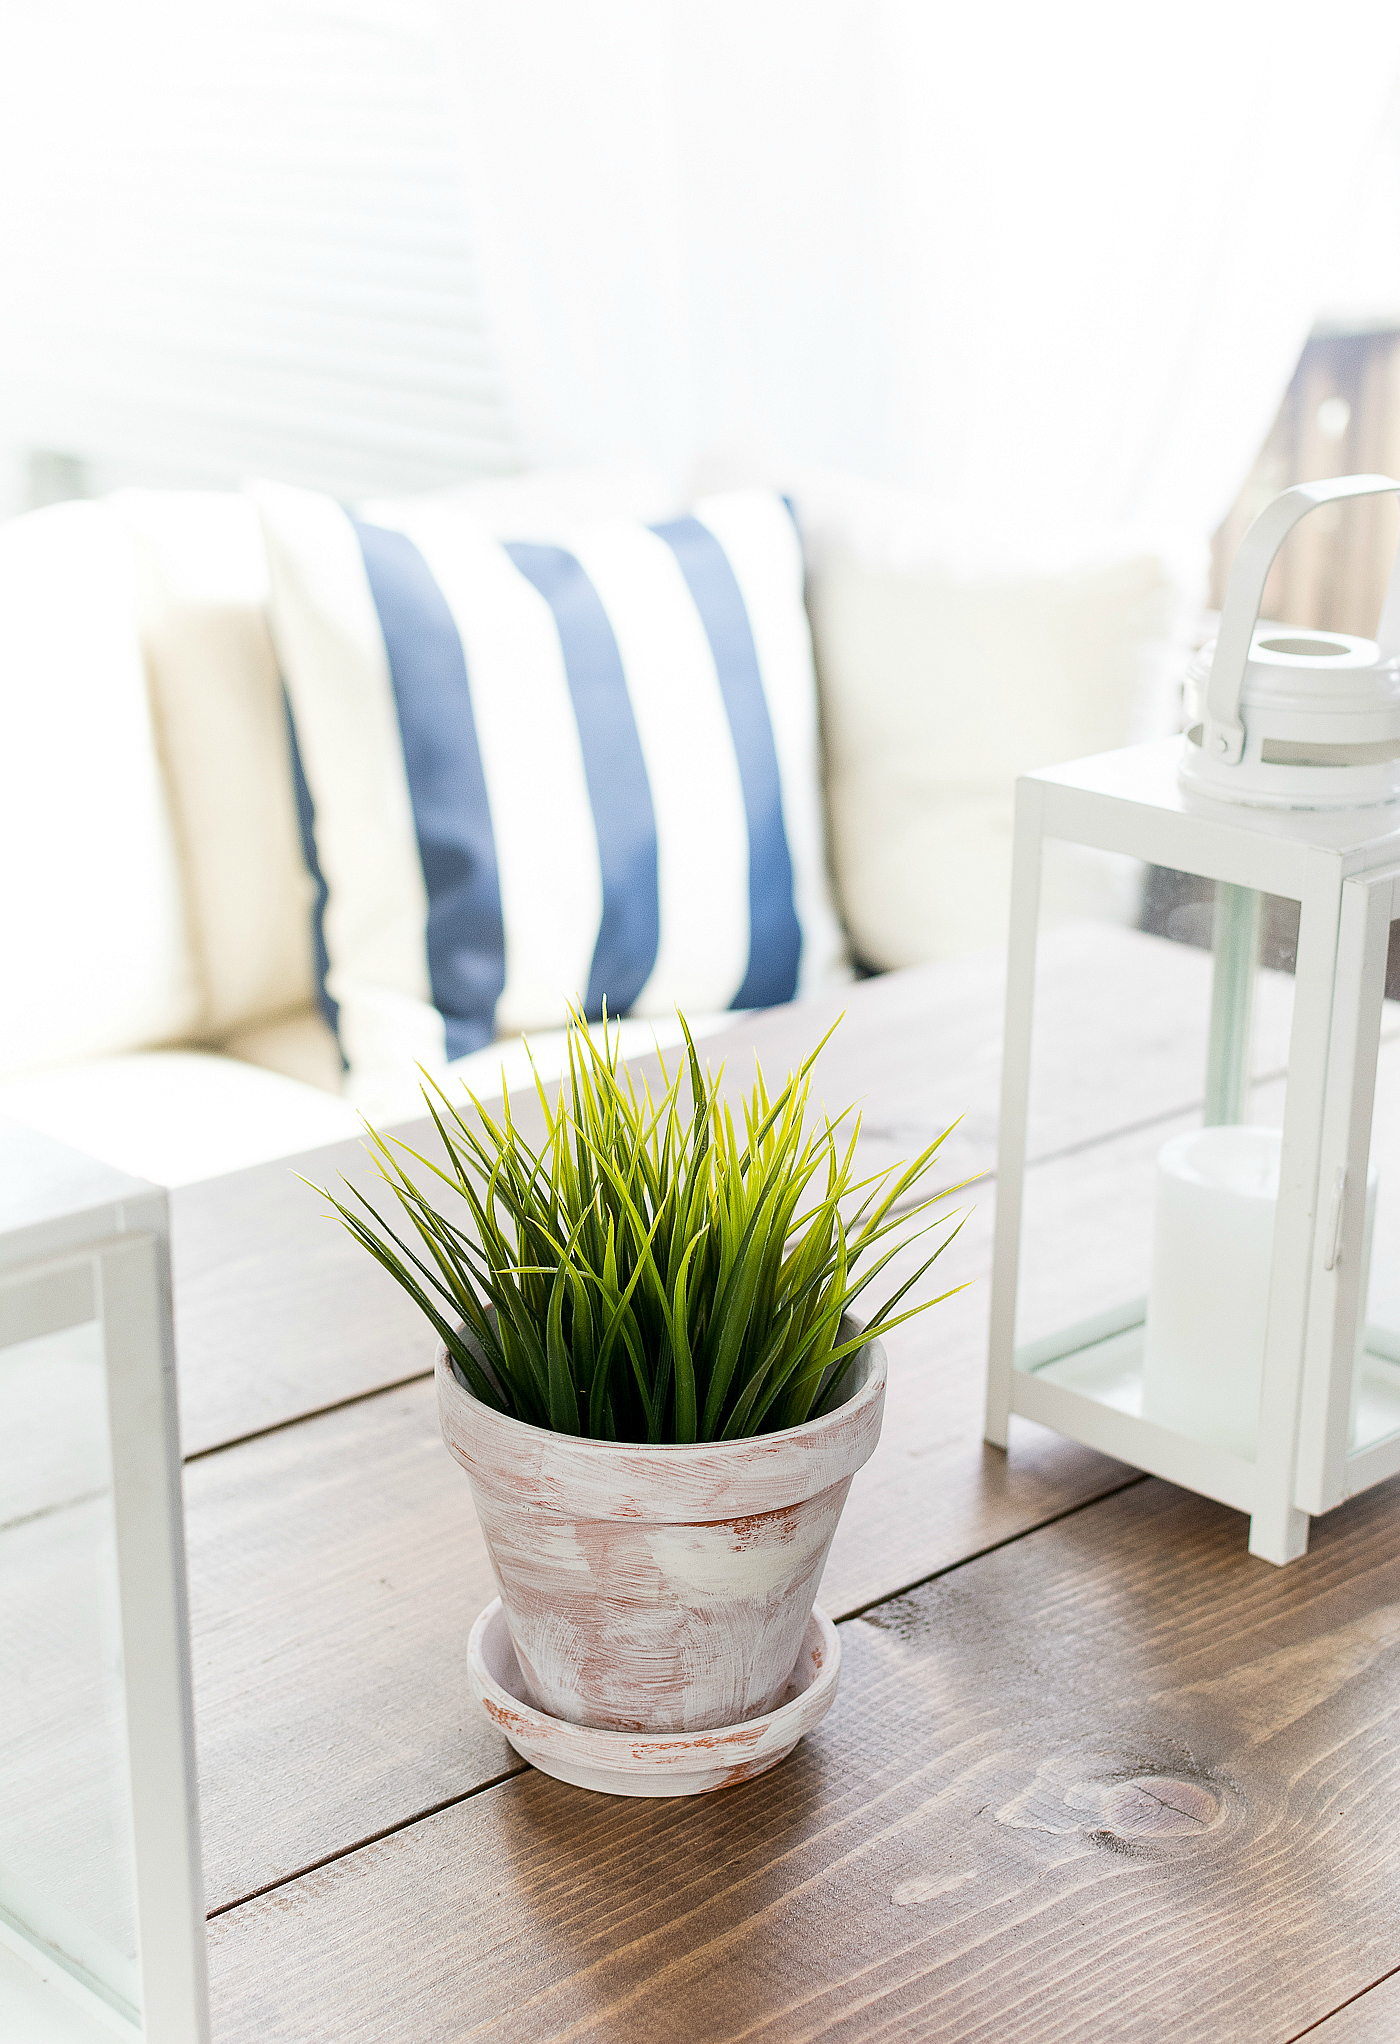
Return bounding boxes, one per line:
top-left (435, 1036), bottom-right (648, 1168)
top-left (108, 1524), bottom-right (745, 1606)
top-left (318, 1013), bottom-right (967, 1445)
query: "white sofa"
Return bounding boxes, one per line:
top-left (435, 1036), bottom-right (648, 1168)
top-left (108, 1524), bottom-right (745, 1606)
top-left (0, 467), bottom-right (1190, 1186)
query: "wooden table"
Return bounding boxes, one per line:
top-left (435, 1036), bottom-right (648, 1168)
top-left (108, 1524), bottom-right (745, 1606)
top-left (177, 928), bottom-right (1400, 2043)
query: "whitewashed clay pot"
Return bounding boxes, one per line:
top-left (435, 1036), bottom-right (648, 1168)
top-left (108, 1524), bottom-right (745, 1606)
top-left (436, 1318), bottom-right (884, 1735)
top-left (468, 1598), bottom-right (841, 1795)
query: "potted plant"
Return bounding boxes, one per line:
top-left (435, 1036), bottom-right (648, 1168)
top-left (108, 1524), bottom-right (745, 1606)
top-left (320, 1017), bottom-right (964, 1787)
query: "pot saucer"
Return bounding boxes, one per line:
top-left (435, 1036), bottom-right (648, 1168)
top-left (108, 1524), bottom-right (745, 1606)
top-left (467, 1599), bottom-right (840, 1797)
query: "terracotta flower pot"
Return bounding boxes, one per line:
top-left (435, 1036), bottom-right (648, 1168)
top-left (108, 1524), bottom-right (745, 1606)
top-left (436, 1318), bottom-right (885, 1735)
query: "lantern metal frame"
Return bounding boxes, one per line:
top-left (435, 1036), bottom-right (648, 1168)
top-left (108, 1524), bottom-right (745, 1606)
top-left (984, 738), bottom-right (1400, 1565)
top-left (0, 1123), bottom-right (209, 2041)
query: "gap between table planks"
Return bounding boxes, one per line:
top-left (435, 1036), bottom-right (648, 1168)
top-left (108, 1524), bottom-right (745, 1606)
top-left (205, 1470), bottom-right (1400, 2044)
top-left (1304, 1967), bottom-right (1400, 2040)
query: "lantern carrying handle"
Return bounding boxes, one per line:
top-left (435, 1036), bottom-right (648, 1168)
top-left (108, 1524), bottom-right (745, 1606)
top-left (1204, 473), bottom-right (1400, 766)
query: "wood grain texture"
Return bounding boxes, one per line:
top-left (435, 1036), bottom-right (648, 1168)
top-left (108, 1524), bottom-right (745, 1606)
top-left (12, 1116), bottom-right (1144, 1948)
top-left (170, 924), bottom-right (1316, 1456)
top-left (207, 1473), bottom-right (1400, 2044)
top-left (184, 1379), bottom-right (516, 1913)
top-left (170, 1127), bottom-right (433, 1456)
top-left (188, 931), bottom-right (1400, 2032)
top-left (183, 1035), bottom-right (1400, 1919)
top-left (187, 1026), bottom-right (1213, 1905)
top-left (1308, 1969), bottom-right (1400, 2040)
top-left (753, 919), bottom-right (1298, 1192)
top-left (184, 1251), bottom-right (1129, 1909)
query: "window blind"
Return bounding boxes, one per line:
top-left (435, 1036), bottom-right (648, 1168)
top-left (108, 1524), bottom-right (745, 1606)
top-left (0, 1), bottom-right (520, 501)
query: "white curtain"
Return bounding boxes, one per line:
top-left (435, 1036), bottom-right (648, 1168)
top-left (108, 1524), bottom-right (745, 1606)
top-left (441, 0), bottom-right (1400, 549)
top-left (0, 2), bottom-right (520, 510)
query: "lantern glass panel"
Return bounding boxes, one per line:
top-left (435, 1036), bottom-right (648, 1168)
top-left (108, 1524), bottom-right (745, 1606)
top-left (0, 1315), bottom-right (143, 2035)
top-left (1354, 926), bottom-right (1400, 1452)
top-left (1013, 843), bottom-right (1300, 1463)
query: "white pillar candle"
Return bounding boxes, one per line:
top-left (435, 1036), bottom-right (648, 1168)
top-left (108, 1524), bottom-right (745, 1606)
top-left (1142, 1125), bottom-right (1280, 1458)
top-left (1142, 1124), bottom-right (1376, 1460)
top-left (1349, 1176), bottom-right (1380, 1451)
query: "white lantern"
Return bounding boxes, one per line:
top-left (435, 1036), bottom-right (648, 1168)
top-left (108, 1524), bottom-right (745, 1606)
top-left (0, 1121), bottom-right (209, 2040)
top-left (985, 475), bottom-right (1400, 1564)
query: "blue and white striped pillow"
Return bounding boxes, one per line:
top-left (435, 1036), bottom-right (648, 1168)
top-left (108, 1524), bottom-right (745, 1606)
top-left (254, 483), bottom-right (848, 1098)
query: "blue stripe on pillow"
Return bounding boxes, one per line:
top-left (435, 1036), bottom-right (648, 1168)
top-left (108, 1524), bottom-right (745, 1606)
top-left (503, 542), bottom-right (661, 1020)
top-left (651, 517), bottom-right (802, 1007)
top-left (283, 691), bottom-right (345, 1062)
top-left (354, 520), bottom-right (506, 1060)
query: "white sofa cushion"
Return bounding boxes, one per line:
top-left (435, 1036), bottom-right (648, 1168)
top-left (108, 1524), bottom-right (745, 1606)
top-left (114, 489), bottom-right (319, 1038)
top-left (0, 1012), bottom-right (736, 1186)
top-left (254, 480), bottom-right (848, 1106)
top-left (792, 472), bottom-right (1190, 968)
top-left (0, 501), bottom-right (204, 1077)
top-left (219, 1005), bottom-right (348, 1096)
top-left (0, 1051), bottom-right (365, 1187)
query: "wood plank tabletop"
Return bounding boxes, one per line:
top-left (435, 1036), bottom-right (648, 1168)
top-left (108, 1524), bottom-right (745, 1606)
top-left (170, 924), bottom-right (1315, 1458)
top-left (186, 1224), bottom-right (1133, 1915)
top-left (205, 1475), bottom-right (1400, 2043)
top-left (168, 929), bottom-right (1400, 2041)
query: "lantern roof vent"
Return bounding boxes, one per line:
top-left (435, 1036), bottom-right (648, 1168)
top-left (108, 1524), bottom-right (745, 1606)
top-left (1181, 475), bottom-right (1400, 810)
